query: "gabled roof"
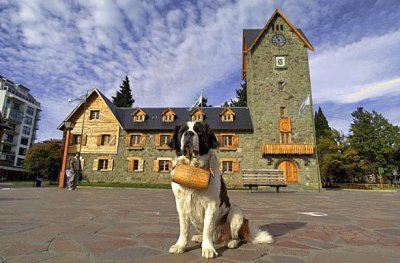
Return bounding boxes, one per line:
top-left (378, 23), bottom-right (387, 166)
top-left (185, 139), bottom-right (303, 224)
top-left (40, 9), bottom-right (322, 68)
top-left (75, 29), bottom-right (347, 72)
top-left (190, 108), bottom-right (205, 116)
top-left (132, 108), bottom-right (146, 116)
top-left (220, 108), bottom-right (236, 116)
top-left (247, 9), bottom-right (314, 51)
top-left (58, 89), bottom-right (122, 130)
top-left (161, 108), bottom-right (175, 116)
top-left (59, 89), bottom-right (254, 132)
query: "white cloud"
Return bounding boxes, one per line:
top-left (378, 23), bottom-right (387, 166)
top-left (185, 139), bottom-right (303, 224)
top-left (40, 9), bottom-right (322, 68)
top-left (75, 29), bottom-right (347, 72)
top-left (1, 0), bottom-right (399, 141)
top-left (310, 30), bottom-right (400, 104)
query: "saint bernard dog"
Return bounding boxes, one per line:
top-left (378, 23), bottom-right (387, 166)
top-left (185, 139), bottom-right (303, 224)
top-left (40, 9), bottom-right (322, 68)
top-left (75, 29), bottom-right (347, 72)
top-left (168, 121), bottom-right (273, 259)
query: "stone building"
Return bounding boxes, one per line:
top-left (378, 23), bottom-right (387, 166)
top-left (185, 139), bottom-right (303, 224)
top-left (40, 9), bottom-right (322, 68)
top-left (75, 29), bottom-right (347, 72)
top-left (58, 9), bottom-right (320, 190)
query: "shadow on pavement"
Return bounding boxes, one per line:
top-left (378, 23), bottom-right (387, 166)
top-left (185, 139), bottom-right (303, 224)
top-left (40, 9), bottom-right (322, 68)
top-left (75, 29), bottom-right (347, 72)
top-left (259, 222), bottom-right (306, 237)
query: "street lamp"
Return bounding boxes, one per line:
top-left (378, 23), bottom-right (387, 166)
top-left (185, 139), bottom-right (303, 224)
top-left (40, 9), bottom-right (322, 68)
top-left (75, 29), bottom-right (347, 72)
top-left (58, 121), bottom-right (75, 188)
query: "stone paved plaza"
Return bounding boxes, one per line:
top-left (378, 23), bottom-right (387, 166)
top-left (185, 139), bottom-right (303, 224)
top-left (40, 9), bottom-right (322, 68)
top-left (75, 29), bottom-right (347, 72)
top-left (0, 186), bottom-right (399, 263)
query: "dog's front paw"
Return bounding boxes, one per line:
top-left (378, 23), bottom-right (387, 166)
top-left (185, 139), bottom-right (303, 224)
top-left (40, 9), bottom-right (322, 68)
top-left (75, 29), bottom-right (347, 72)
top-left (227, 239), bottom-right (240, 248)
top-left (202, 247), bottom-right (218, 258)
top-left (169, 244), bottom-right (185, 254)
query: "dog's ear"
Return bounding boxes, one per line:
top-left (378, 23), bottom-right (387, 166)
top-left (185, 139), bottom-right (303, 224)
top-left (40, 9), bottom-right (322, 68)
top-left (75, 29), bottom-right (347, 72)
top-left (168, 125), bottom-right (181, 152)
top-left (205, 123), bottom-right (219, 149)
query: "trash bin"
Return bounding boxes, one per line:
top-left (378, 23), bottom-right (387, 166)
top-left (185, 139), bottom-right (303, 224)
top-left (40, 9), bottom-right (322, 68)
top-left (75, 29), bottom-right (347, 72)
top-left (35, 177), bottom-right (43, 187)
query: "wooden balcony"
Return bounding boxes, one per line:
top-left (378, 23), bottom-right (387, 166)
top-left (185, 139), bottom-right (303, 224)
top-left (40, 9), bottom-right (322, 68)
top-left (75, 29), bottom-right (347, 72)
top-left (262, 144), bottom-right (314, 155)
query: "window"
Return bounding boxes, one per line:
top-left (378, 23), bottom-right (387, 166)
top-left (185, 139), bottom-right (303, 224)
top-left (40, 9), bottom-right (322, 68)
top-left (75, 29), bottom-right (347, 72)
top-left (5, 134), bottom-right (14, 143)
top-left (12, 102), bottom-right (20, 110)
top-left (155, 133), bottom-right (172, 149)
top-left (16, 158), bottom-right (24, 167)
top-left (8, 123), bottom-right (16, 131)
top-left (159, 160), bottom-right (170, 172)
top-left (222, 161), bottom-right (233, 173)
top-left (127, 157), bottom-right (144, 172)
top-left (99, 159), bottom-right (109, 170)
top-left (280, 133), bottom-right (291, 144)
top-left (93, 157), bottom-right (113, 171)
top-left (192, 114), bottom-right (203, 122)
top-left (89, 110), bottom-right (100, 120)
top-left (26, 106), bottom-right (34, 115)
top-left (18, 147), bottom-right (26, 156)
top-left (218, 134), bottom-right (239, 150)
top-left (132, 109), bottom-right (146, 122)
top-left (20, 137), bottom-right (29, 145)
top-left (219, 158), bottom-right (240, 173)
top-left (126, 133), bottom-right (145, 148)
top-left (153, 158), bottom-right (172, 172)
top-left (72, 134), bottom-right (82, 145)
top-left (22, 126), bottom-right (30, 135)
top-left (2, 145), bottom-right (12, 153)
top-left (161, 109), bottom-right (175, 122)
top-left (101, 134), bottom-right (111, 145)
top-left (160, 134), bottom-right (171, 145)
top-left (24, 116), bottom-right (32, 125)
top-left (280, 107), bottom-right (287, 117)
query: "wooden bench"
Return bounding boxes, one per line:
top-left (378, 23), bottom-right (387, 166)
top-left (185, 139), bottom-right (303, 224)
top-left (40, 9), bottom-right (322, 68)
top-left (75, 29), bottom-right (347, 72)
top-left (242, 169), bottom-right (287, 192)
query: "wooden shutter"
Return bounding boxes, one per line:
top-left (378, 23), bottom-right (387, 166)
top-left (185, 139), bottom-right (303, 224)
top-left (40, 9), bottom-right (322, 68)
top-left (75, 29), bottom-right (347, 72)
top-left (110, 135), bottom-right (116, 146)
top-left (140, 135), bottom-right (146, 146)
top-left (217, 135), bottom-right (223, 146)
top-left (81, 134), bottom-right (87, 146)
top-left (69, 135), bottom-right (74, 145)
top-left (232, 160), bottom-right (240, 173)
top-left (80, 158), bottom-right (85, 170)
top-left (169, 160), bottom-right (172, 171)
top-left (219, 161), bottom-right (223, 173)
top-left (155, 134), bottom-right (160, 146)
top-left (96, 135), bottom-right (102, 146)
top-left (92, 159), bottom-right (99, 171)
top-left (138, 159), bottom-right (144, 172)
top-left (153, 160), bottom-right (159, 172)
top-left (125, 134), bottom-right (131, 146)
top-left (128, 159), bottom-right (134, 172)
top-left (108, 159), bottom-right (114, 171)
top-left (232, 135), bottom-right (239, 147)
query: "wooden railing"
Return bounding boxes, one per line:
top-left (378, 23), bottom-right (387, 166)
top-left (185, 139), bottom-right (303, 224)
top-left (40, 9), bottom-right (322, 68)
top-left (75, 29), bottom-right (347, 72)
top-left (262, 144), bottom-right (314, 155)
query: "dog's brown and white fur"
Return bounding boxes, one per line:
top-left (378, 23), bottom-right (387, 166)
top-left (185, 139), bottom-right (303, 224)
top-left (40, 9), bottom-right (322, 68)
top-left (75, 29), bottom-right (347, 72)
top-left (168, 122), bottom-right (273, 259)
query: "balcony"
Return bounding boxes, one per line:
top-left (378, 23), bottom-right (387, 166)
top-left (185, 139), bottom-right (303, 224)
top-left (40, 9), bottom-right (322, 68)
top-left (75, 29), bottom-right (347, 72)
top-left (4, 108), bottom-right (24, 123)
top-left (262, 144), bottom-right (314, 155)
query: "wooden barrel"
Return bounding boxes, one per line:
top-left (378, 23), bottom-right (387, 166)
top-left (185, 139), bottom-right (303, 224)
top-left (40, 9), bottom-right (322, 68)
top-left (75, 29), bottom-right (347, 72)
top-left (172, 164), bottom-right (210, 190)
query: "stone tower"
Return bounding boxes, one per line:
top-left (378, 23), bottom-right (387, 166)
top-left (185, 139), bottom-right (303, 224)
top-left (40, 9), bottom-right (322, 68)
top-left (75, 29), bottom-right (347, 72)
top-left (243, 9), bottom-right (320, 190)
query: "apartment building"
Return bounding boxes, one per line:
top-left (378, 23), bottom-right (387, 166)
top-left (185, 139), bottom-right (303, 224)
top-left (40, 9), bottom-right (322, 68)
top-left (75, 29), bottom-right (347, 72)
top-left (0, 75), bottom-right (41, 172)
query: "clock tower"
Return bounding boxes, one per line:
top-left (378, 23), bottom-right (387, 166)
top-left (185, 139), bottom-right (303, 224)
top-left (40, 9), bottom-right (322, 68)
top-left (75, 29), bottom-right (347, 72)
top-left (243, 9), bottom-right (320, 190)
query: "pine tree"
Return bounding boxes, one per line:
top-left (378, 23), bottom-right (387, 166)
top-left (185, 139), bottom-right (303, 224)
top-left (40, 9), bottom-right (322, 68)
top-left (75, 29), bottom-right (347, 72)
top-left (200, 97), bottom-right (212, 107)
top-left (112, 76), bottom-right (135, 107)
top-left (230, 80), bottom-right (247, 107)
top-left (314, 107), bottom-right (330, 139)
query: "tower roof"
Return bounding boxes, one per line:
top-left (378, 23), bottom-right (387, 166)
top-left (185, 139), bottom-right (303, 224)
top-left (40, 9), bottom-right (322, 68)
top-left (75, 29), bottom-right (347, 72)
top-left (246, 9), bottom-right (314, 51)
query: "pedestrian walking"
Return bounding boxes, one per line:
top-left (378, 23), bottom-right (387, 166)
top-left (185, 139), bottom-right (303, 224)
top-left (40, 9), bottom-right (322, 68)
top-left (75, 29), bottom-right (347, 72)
top-left (68, 152), bottom-right (81, 190)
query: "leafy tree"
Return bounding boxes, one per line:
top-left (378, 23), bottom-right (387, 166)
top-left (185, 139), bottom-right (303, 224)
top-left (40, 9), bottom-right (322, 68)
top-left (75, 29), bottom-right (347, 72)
top-left (112, 76), bottom-right (135, 107)
top-left (230, 79), bottom-right (247, 107)
top-left (348, 107), bottom-right (400, 182)
top-left (24, 142), bottom-right (62, 182)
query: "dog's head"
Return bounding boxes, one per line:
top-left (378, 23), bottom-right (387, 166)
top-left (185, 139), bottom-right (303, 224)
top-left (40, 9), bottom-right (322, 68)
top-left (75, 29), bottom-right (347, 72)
top-left (169, 121), bottom-right (218, 158)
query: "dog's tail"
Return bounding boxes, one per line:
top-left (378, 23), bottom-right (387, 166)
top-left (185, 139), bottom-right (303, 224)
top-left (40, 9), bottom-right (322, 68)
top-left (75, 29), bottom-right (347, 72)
top-left (239, 218), bottom-right (274, 244)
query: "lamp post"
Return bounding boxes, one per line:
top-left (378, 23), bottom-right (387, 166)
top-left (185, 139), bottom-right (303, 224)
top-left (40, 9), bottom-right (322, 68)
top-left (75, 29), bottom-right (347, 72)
top-left (58, 121), bottom-right (75, 188)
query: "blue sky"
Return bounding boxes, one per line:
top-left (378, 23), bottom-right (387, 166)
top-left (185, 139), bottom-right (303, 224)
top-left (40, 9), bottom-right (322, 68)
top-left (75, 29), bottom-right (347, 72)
top-left (0, 0), bottom-right (399, 141)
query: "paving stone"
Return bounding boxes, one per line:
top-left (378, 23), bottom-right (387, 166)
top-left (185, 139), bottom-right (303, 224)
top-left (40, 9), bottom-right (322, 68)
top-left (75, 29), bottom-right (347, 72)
top-left (99, 246), bottom-right (163, 261)
top-left (1, 188), bottom-right (400, 263)
top-left (85, 238), bottom-right (137, 254)
top-left (270, 255), bottom-right (307, 263)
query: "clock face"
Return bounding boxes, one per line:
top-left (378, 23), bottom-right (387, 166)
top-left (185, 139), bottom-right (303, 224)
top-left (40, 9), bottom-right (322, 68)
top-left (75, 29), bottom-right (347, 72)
top-left (272, 34), bottom-right (286, 47)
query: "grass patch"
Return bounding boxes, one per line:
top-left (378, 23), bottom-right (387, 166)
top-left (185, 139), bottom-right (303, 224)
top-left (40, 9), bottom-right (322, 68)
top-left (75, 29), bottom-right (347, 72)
top-left (79, 181), bottom-right (171, 189)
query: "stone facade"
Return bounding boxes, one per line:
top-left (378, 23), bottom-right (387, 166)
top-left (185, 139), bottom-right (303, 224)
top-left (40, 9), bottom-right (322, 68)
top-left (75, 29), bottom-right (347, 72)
top-left (61, 10), bottom-right (320, 191)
